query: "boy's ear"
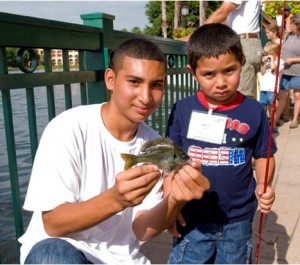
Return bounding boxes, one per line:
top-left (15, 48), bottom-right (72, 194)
top-left (186, 64), bottom-right (194, 75)
top-left (105, 68), bottom-right (115, 92)
top-left (186, 64), bottom-right (196, 78)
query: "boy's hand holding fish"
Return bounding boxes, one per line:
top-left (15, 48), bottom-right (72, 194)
top-left (120, 138), bottom-right (209, 207)
top-left (166, 160), bottom-right (209, 204)
top-left (110, 164), bottom-right (161, 209)
top-left (121, 138), bottom-right (209, 242)
top-left (132, 159), bottom-right (209, 242)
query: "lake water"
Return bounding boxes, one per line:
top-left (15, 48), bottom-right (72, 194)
top-left (0, 83), bottom-right (82, 203)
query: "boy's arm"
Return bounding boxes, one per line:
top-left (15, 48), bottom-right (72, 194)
top-left (42, 165), bottom-right (161, 237)
top-left (254, 157), bottom-right (276, 213)
top-left (132, 161), bottom-right (210, 241)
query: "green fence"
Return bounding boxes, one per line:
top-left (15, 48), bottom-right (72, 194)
top-left (0, 11), bottom-right (199, 262)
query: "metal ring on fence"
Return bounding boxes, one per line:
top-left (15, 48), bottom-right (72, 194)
top-left (167, 54), bottom-right (176, 68)
top-left (16, 48), bottom-right (38, 73)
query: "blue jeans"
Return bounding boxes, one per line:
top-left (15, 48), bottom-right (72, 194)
top-left (25, 238), bottom-right (93, 264)
top-left (168, 220), bottom-right (253, 264)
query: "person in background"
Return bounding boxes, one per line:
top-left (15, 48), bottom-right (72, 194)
top-left (281, 5), bottom-right (293, 122)
top-left (164, 23), bottom-right (276, 264)
top-left (205, 0), bottom-right (263, 99)
top-left (276, 14), bottom-right (300, 129)
top-left (18, 38), bottom-right (210, 264)
top-left (265, 20), bottom-right (290, 124)
top-left (284, 5), bottom-right (293, 35)
top-left (257, 41), bottom-right (284, 133)
top-left (265, 24), bottom-right (280, 44)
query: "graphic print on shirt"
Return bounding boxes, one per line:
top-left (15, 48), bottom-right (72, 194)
top-left (187, 117), bottom-right (249, 166)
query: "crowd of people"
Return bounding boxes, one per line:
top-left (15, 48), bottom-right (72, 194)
top-left (259, 5), bottom-right (300, 132)
top-left (18, 1), bottom-right (299, 265)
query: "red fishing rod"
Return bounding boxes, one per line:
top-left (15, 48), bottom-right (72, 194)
top-left (255, 1), bottom-right (286, 263)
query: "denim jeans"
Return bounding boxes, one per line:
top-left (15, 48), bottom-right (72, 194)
top-left (25, 238), bottom-right (93, 264)
top-left (168, 220), bottom-right (253, 264)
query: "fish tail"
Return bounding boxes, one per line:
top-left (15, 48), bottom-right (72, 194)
top-left (121, 153), bottom-right (137, 170)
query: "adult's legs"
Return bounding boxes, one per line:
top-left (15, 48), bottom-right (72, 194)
top-left (275, 90), bottom-right (289, 125)
top-left (25, 238), bottom-right (92, 264)
top-left (282, 96), bottom-right (291, 121)
top-left (239, 38), bottom-right (263, 99)
top-left (290, 88), bottom-right (300, 128)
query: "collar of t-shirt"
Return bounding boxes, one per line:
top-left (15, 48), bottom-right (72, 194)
top-left (197, 91), bottom-right (244, 111)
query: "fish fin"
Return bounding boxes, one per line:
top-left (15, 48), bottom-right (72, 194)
top-left (140, 137), bottom-right (173, 152)
top-left (121, 153), bottom-right (136, 170)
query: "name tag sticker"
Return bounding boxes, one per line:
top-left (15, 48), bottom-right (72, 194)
top-left (187, 110), bottom-right (227, 144)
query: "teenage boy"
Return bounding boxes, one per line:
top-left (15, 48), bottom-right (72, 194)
top-left (19, 38), bottom-right (210, 264)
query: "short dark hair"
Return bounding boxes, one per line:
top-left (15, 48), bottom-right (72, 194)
top-left (110, 38), bottom-right (167, 73)
top-left (187, 23), bottom-right (245, 72)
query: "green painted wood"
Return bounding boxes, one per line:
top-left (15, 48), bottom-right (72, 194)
top-left (44, 49), bottom-right (56, 121)
top-left (81, 13), bottom-right (111, 104)
top-left (1, 90), bottom-right (23, 254)
top-left (0, 12), bottom-right (102, 50)
top-left (0, 12), bottom-right (192, 259)
top-left (0, 71), bottom-right (101, 90)
top-left (0, 48), bottom-right (23, 255)
top-left (26, 87), bottom-right (38, 160)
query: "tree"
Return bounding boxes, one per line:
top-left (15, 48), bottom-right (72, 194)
top-left (144, 1), bottom-right (222, 38)
top-left (199, 1), bottom-right (208, 26)
top-left (6, 48), bottom-right (18, 67)
top-left (131, 27), bottom-right (143, 34)
top-left (174, 1), bottom-right (180, 29)
top-left (161, 0), bottom-right (168, 38)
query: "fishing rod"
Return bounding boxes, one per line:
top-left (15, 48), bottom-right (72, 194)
top-left (255, 0), bottom-right (286, 263)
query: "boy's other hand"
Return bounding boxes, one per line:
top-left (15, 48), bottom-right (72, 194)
top-left (169, 160), bottom-right (210, 204)
top-left (111, 165), bottom-right (161, 209)
top-left (256, 184), bottom-right (275, 214)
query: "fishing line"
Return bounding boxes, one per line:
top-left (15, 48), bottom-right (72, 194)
top-left (255, 1), bottom-right (286, 264)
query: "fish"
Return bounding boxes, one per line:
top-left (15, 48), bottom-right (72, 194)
top-left (121, 137), bottom-right (191, 173)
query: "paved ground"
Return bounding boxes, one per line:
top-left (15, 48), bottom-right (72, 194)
top-left (141, 119), bottom-right (300, 264)
top-left (1, 118), bottom-right (300, 264)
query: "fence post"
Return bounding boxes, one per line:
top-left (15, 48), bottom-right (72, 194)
top-left (81, 12), bottom-right (115, 104)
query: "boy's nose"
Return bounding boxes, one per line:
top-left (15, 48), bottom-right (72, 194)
top-left (139, 85), bottom-right (152, 104)
top-left (216, 75), bottom-right (227, 87)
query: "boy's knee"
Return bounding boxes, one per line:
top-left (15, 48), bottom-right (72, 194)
top-left (25, 238), bottom-right (91, 264)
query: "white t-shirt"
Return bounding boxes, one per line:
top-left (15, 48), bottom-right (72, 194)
top-left (19, 104), bottom-right (163, 264)
top-left (258, 58), bottom-right (284, 92)
top-left (226, 0), bottom-right (261, 34)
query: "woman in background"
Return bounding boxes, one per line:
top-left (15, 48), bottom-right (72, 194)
top-left (276, 14), bottom-right (300, 129)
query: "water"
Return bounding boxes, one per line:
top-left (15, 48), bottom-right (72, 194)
top-left (0, 82), bottom-right (81, 261)
top-left (0, 82), bottom-right (82, 203)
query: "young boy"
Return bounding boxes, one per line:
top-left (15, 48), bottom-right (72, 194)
top-left (19, 38), bottom-right (210, 264)
top-left (257, 41), bottom-right (284, 133)
top-left (165, 24), bottom-right (277, 264)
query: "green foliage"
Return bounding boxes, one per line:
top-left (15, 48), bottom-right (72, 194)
top-left (6, 48), bottom-right (18, 67)
top-left (131, 26), bottom-right (143, 34)
top-left (173, 27), bottom-right (195, 39)
top-left (144, 1), bottom-right (222, 38)
top-left (264, 1), bottom-right (300, 19)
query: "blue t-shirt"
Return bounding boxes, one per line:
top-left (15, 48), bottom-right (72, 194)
top-left (166, 91), bottom-right (277, 224)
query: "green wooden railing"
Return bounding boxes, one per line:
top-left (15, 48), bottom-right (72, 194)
top-left (0, 11), bottom-right (199, 262)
